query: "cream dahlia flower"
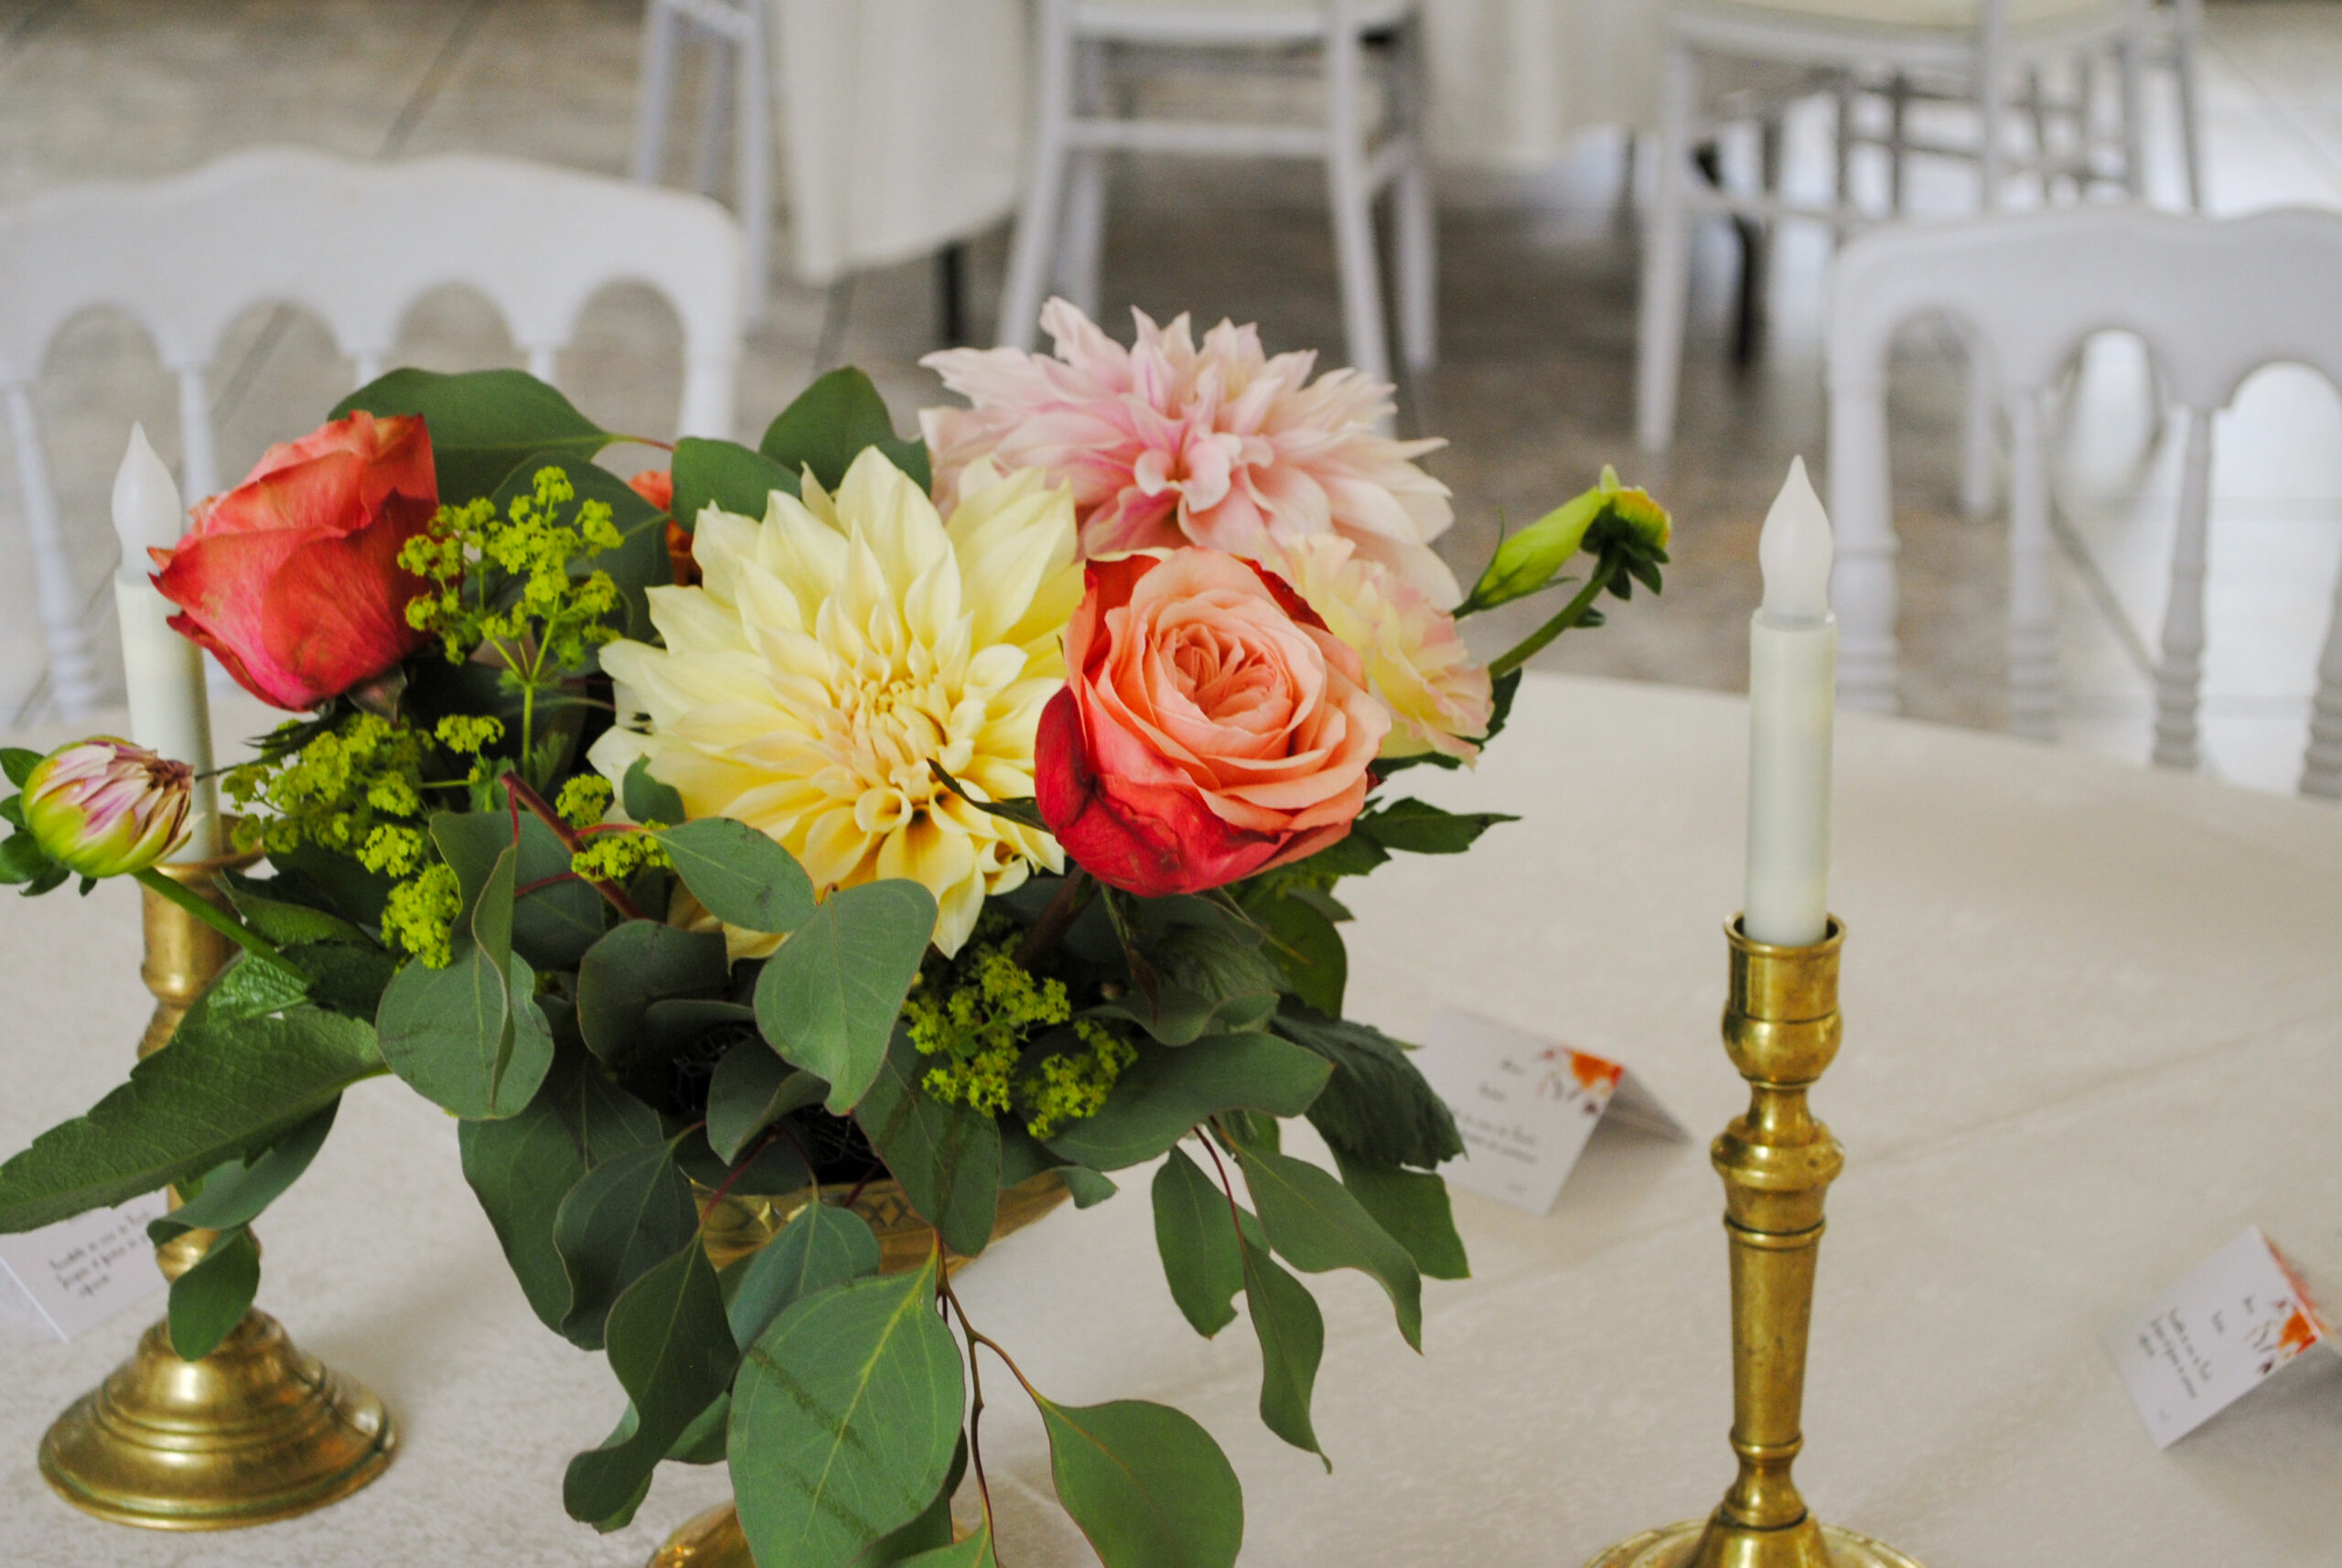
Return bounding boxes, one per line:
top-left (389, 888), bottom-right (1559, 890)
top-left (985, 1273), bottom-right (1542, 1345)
top-left (1265, 534), bottom-right (1494, 763)
top-left (589, 449), bottom-right (1079, 956)
top-left (921, 298), bottom-right (1462, 607)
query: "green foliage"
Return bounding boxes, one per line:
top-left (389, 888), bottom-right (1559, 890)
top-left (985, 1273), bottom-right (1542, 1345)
top-left (671, 435), bottom-right (799, 530)
top-left (1239, 1227), bottom-right (1326, 1463)
top-left (0, 1010), bottom-right (382, 1234)
top-left (552, 1139), bottom-right (698, 1350)
top-left (862, 1438), bottom-right (970, 1567)
top-left (575, 921), bottom-right (729, 1098)
top-left (1352, 798), bottom-right (1518, 855)
top-left (729, 1252), bottom-right (964, 1568)
top-left (705, 1046), bottom-right (827, 1164)
top-left (564, 1240), bottom-right (736, 1530)
top-left (754, 879), bottom-right (938, 1114)
top-left (855, 1029), bottom-right (1003, 1259)
top-left (1246, 891), bottom-right (1346, 1016)
top-left (1036, 1396), bottom-right (1244, 1568)
top-left (1231, 1141), bottom-right (1423, 1352)
top-left (892, 1520), bottom-right (996, 1568)
top-left (1456, 464), bottom-right (1671, 616)
top-left (154, 1101), bottom-right (338, 1243)
top-left (459, 1048), bottom-right (663, 1334)
top-left (759, 369), bottom-right (931, 493)
top-left (622, 757), bottom-right (685, 825)
top-left (725, 1198), bottom-right (881, 1349)
top-left (335, 367), bottom-right (615, 503)
top-left (1269, 1005), bottom-right (1464, 1171)
top-left (1040, 1033), bottom-right (1331, 1173)
top-left (1150, 1147), bottom-right (1246, 1339)
top-left (167, 1226), bottom-right (261, 1360)
top-left (1329, 1148), bottom-right (1468, 1282)
top-left (653, 818), bottom-right (815, 935)
top-left (375, 939), bottom-right (554, 1119)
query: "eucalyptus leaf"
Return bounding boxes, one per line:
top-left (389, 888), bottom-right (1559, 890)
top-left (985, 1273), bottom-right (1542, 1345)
top-left (759, 369), bottom-right (930, 492)
top-left (622, 757), bottom-right (687, 826)
top-left (707, 1046), bottom-right (828, 1164)
top-left (167, 1225), bottom-right (260, 1360)
top-left (575, 921), bottom-right (729, 1081)
top-left (552, 1139), bottom-right (698, 1349)
top-left (1086, 981), bottom-right (1279, 1047)
top-left (1329, 1148), bottom-right (1468, 1281)
top-left (754, 880), bottom-right (936, 1114)
top-left (334, 367), bottom-right (614, 503)
top-left (564, 1241), bottom-right (736, 1529)
top-left (729, 1252), bottom-right (964, 1568)
top-left (282, 941), bottom-right (400, 1019)
top-left (153, 1100), bottom-right (338, 1242)
top-left (862, 1437), bottom-right (971, 1566)
top-left (1250, 893), bottom-right (1346, 1016)
top-left (1040, 1033), bottom-right (1331, 1173)
top-left (510, 810), bottom-right (607, 970)
top-left (1151, 1146), bottom-right (1244, 1339)
top-left (1239, 1228), bottom-right (1326, 1463)
top-left (1232, 1143), bottom-right (1423, 1351)
top-left (1270, 1006), bottom-right (1463, 1171)
top-left (1036, 1396), bottom-right (1244, 1568)
top-left (725, 1198), bottom-right (881, 1349)
top-left (376, 940), bottom-right (553, 1120)
top-left (0, 1010), bottom-right (384, 1233)
top-left (671, 435), bottom-right (799, 531)
top-left (654, 818), bottom-right (815, 935)
top-left (891, 1521), bottom-right (996, 1568)
top-left (854, 1028), bottom-right (1001, 1258)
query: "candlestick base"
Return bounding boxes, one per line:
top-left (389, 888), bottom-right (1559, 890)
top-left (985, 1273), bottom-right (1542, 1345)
top-left (1584, 1518), bottom-right (1925, 1568)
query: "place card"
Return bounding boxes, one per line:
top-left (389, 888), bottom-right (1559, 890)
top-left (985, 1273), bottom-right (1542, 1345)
top-left (0, 1193), bottom-right (168, 1344)
top-left (2102, 1227), bottom-right (2340, 1448)
top-left (1416, 1009), bottom-right (1687, 1215)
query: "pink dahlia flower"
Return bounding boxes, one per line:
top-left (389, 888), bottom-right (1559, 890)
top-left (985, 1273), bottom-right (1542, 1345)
top-left (921, 299), bottom-right (1461, 606)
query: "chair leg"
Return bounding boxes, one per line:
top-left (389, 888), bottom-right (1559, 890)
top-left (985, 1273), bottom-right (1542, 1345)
top-left (1057, 38), bottom-right (1109, 317)
top-left (999, 1), bottom-right (1079, 350)
top-left (633, 0), bottom-right (680, 185)
top-left (1636, 42), bottom-right (1695, 453)
top-left (1393, 16), bottom-right (1436, 373)
top-left (1830, 384), bottom-right (1903, 714)
top-left (2153, 408), bottom-right (2213, 770)
top-left (1961, 324), bottom-right (1998, 519)
top-left (693, 33), bottom-right (733, 199)
top-left (2302, 563), bottom-right (2342, 799)
top-left (2025, 64), bottom-right (2055, 200)
top-left (1326, 16), bottom-right (1392, 386)
top-left (2173, 0), bottom-right (2207, 210)
top-left (2117, 27), bottom-right (2147, 199)
top-left (1889, 71), bottom-right (1911, 215)
top-left (1832, 75), bottom-right (1855, 218)
top-left (735, 0), bottom-right (773, 324)
top-left (2006, 389), bottom-right (2059, 739)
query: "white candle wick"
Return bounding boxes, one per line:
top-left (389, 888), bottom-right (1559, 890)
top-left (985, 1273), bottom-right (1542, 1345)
top-left (110, 423), bottom-right (185, 575)
top-left (1757, 456), bottom-right (1833, 622)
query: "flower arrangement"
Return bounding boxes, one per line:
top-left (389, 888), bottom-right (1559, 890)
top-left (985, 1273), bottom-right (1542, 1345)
top-left (0, 302), bottom-right (1668, 1568)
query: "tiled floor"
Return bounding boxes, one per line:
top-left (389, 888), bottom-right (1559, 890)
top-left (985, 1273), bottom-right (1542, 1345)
top-left (0, 0), bottom-right (2337, 798)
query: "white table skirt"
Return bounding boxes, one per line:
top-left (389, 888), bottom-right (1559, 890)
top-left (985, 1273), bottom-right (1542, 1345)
top-left (3, 671), bottom-right (2338, 1565)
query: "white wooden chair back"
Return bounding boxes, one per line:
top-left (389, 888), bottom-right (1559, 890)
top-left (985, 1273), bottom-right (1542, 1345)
top-left (1827, 204), bottom-right (2342, 799)
top-left (0, 146), bottom-right (746, 718)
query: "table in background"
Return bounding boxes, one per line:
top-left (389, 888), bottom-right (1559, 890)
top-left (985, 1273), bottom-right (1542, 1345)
top-left (2, 672), bottom-right (2337, 1564)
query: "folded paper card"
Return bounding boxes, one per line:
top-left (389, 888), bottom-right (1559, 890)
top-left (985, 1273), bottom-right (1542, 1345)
top-left (2103, 1226), bottom-right (2338, 1448)
top-left (0, 1192), bottom-right (167, 1345)
top-left (1416, 1009), bottom-right (1686, 1215)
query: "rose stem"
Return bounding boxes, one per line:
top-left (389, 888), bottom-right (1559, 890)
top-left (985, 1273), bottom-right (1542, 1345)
top-left (498, 771), bottom-right (647, 922)
top-left (1014, 868), bottom-right (1094, 970)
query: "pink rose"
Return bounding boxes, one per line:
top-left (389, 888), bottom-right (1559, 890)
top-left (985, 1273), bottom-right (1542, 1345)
top-left (1036, 549), bottom-right (1389, 897)
top-left (151, 411), bottom-right (437, 710)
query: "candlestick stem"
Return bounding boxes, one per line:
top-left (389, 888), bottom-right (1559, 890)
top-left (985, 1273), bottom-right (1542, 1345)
top-left (1583, 918), bottom-right (1923, 1568)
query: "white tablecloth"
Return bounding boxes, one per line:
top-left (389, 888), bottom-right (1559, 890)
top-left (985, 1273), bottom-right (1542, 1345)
top-left (775, 1), bottom-right (1664, 284)
top-left (3, 671), bottom-right (2339, 1564)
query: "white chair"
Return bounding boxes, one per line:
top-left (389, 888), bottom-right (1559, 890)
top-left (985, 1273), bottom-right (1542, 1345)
top-left (998, 0), bottom-right (1435, 386)
top-left (634, 0), bottom-right (773, 313)
top-left (0, 147), bottom-right (746, 720)
top-left (1826, 206), bottom-right (2342, 799)
top-left (1637, 0), bottom-right (2155, 456)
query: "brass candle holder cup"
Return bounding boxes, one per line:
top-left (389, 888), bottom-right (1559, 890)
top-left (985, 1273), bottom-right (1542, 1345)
top-left (1585, 918), bottom-right (1923, 1568)
top-left (38, 848), bottom-right (394, 1530)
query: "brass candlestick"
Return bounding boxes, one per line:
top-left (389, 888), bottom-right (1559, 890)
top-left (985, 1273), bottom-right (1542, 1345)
top-left (1586, 919), bottom-right (1923, 1568)
top-left (38, 848), bottom-right (395, 1529)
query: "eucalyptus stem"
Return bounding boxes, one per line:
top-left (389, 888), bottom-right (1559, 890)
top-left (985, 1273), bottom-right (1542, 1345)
top-left (499, 771), bottom-right (647, 922)
top-left (133, 867), bottom-right (289, 970)
top-left (1014, 868), bottom-right (1094, 971)
top-left (1485, 554), bottom-right (1619, 680)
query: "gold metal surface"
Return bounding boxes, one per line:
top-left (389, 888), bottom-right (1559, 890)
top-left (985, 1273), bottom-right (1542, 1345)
top-left (39, 844), bottom-right (395, 1529)
top-left (652, 1172), bottom-right (1072, 1567)
top-left (1584, 919), bottom-right (1926, 1568)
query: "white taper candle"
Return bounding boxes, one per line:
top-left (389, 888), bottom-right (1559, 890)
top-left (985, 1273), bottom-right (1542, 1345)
top-left (111, 425), bottom-right (219, 860)
top-left (1743, 456), bottom-right (1835, 947)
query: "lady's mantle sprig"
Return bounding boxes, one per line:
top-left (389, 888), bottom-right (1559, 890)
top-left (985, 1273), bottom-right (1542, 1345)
top-left (907, 922), bottom-right (1138, 1138)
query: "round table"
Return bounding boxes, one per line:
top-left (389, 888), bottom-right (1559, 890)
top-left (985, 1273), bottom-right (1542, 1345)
top-left (2, 672), bottom-right (2337, 1565)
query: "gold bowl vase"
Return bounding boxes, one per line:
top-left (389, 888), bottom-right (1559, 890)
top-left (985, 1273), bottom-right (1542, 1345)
top-left (650, 1171), bottom-right (1072, 1567)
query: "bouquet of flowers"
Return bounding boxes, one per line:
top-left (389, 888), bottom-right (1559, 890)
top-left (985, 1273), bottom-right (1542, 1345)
top-left (0, 300), bottom-right (1667, 1567)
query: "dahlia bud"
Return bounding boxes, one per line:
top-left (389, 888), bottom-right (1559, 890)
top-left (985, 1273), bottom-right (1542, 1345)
top-left (22, 738), bottom-right (194, 877)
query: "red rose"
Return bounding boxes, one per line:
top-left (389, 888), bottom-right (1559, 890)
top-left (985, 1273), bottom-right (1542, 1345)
top-left (151, 411), bottom-right (437, 711)
top-left (1037, 548), bottom-right (1390, 897)
top-left (627, 467), bottom-right (674, 511)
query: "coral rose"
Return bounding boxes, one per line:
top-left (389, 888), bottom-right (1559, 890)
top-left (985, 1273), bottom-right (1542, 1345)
top-left (152, 411), bottom-right (437, 711)
top-left (1036, 548), bottom-right (1389, 897)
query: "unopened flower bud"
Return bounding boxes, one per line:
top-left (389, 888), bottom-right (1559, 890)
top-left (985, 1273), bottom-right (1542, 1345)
top-left (23, 738), bottom-right (193, 877)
